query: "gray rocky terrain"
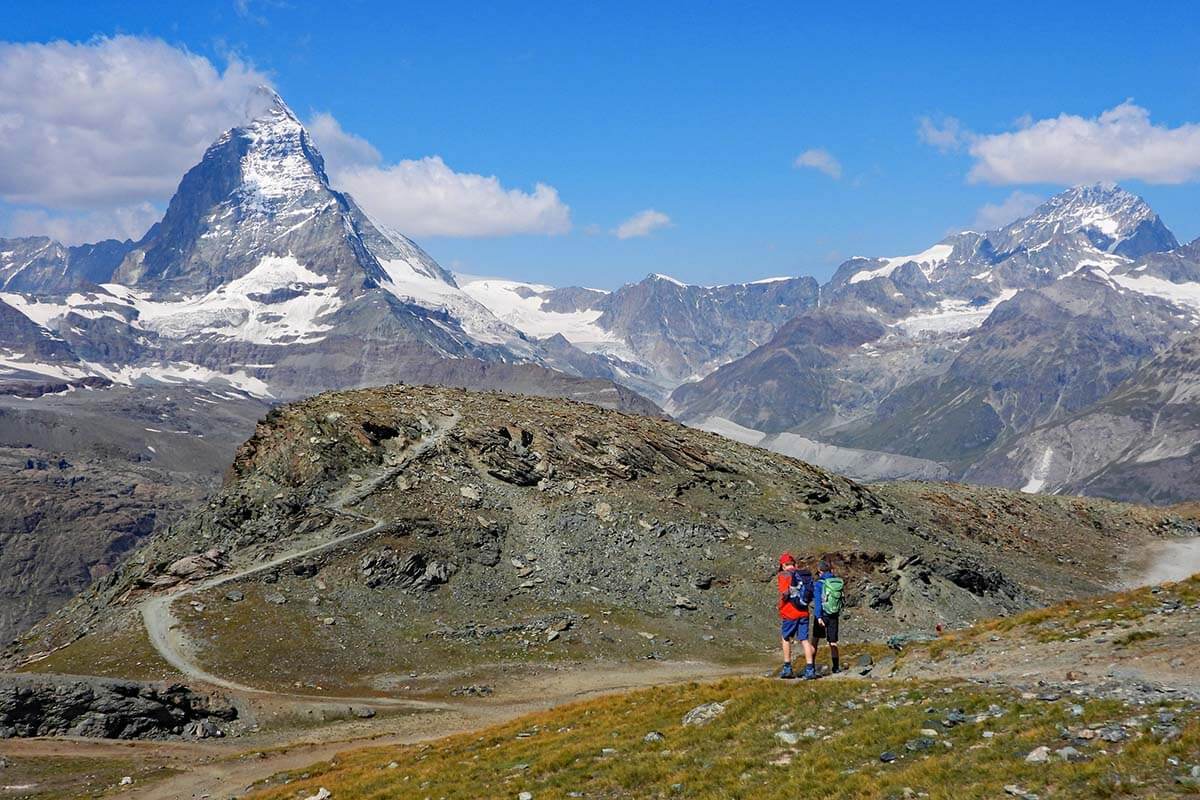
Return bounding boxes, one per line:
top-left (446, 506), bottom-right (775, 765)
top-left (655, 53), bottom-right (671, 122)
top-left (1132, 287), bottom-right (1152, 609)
top-left (966, 333), bottom-right (1200, 501)
top-left (7, 386), bottom-right (1190, 698)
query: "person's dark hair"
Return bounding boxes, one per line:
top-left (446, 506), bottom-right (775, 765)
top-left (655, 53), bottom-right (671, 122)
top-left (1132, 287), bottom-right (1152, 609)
top-left (818, 559), bottom-right (831, 572)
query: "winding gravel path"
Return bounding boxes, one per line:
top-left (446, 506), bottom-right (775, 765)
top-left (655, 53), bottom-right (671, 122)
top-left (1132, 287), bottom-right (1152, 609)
top-left (139, 410), bottom-right (461, 707)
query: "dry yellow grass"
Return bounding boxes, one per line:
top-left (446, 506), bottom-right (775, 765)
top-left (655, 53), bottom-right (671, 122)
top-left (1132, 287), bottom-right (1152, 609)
top-left (246, 675), bottom-right (1198, 800)
top-left (922, 573), bottom-right (1200, 661)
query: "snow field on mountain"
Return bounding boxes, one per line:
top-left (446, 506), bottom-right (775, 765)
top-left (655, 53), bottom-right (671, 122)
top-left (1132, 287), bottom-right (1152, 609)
top-left (848, 243), bottom-right (954, 284)
top-left (893, 290), bottom-right (1017, 335)
top-left (1109, 272), bottom-right (1200, 316)
top-left (0, 354), bottom-right (271, 397)
top-left (6, 255), bottom-right (343, 345)
top-left (458, 277), bottom-right (619, 344)
top-left (114, 254), bottom-right (342, 344)
top-left (1021, 446), bottom-right (1056, 493)
top-left (377, 260), bottom-right (530, 347)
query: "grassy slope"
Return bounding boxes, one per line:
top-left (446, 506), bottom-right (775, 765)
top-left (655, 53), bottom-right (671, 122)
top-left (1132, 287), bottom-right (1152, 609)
top-left (245, 675), bottom-right (1197, 800)
top-left (919, 573), bottom-right (1200, 662)
top-left (18, 610), bottom-right (180, 682)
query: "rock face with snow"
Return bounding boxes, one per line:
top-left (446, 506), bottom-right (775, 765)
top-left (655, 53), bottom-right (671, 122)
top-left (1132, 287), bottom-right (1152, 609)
top-left (0, 236), bottom-right (133, 296)
top-left (460, 273), bottom-right (819, 396)
top-left (589, 274), bottom-right (820, 387)
top-left (840, 269), bottom-right (1191, 463)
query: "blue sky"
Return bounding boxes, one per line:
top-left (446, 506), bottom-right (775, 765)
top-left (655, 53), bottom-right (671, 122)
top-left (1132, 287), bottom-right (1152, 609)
top-left (3, 1), bottom-right (1200, 287)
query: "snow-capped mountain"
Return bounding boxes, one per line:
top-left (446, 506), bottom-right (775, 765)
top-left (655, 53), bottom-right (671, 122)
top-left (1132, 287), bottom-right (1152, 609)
top-left (0, 89), bottom-right (655, 412)
top-left (825, 184), bottom-right (1180, 320)
top-left (105, 88), bottom-right (532, 353)
top-left (664, 184), bottom-right (1200, 497)
top-left (984, 182), bottom-right (1176, 261)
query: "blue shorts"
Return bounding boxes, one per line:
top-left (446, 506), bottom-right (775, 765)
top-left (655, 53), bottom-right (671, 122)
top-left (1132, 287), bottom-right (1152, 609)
top-left (780, 617), bottom-right (809, 641)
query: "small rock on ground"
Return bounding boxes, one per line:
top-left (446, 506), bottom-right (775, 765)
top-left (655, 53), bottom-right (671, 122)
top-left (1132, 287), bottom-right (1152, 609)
top-left (682, 702), bottom-right (726, 727)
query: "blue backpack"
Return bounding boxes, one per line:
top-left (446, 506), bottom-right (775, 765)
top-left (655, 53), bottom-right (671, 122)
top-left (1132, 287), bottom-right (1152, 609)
top-left (788, 570), bottom-right (814, 611)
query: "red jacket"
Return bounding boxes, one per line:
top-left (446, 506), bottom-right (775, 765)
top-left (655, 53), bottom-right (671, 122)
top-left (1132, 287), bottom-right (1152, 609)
top-left (777, 571), bottom-right (808, 620)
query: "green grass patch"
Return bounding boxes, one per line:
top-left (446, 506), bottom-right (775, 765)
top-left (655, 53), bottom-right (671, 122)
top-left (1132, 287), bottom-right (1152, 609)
top-left (1114, 630), bottom-right (1161, 647)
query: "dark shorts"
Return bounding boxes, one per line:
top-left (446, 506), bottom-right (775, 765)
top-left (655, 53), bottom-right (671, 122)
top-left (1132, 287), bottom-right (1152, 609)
top-left (781, 617), bottom-right (809, 641)
top-left (813, 614), bottom-right (839, 644)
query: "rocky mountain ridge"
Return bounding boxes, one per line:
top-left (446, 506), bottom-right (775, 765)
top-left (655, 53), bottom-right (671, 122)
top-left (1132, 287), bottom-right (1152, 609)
top-left (10, 386), bottom-right (1190, 686)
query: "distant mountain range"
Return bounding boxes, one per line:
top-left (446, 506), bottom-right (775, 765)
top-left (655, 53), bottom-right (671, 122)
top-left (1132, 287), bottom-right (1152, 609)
top-left (2, 88), bottom-right (1198, 503)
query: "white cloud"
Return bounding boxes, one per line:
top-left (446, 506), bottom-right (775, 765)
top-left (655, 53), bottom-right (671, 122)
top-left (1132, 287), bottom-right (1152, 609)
top-left (309, 116), bottom-right (572, 238)
top-left (333, 156), bottom-right (571, 238)
top-left (970, 191), bottom-right (1043, 231)
top-left (0, 36), bottom-right (269, 210)
top-left (613, 209), bottom-right (671, 240)
top-left (1, 203), bottom-right (162, 246)
top-left (965, 102), bottom-right (1200, 185)
top-left (305, 112), bottom-right (381, 169)
top-left (918, 116), bottom-right (966, 152)
top-left (793, 148), bottom-right (842, 179)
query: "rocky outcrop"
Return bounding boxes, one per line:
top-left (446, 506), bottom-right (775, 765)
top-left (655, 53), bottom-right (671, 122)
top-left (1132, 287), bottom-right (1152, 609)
top-left (0, 673), bottom-right (235, 739)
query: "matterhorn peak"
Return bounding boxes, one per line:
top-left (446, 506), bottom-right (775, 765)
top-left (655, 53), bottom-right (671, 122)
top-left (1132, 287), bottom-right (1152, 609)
top-left (240, 84), bottom-right (299, 127)
top-left (226, 90), bottom-right (332, 216)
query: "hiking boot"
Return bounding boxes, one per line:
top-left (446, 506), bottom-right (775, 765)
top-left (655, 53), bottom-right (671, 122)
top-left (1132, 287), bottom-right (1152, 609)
top-left (831, 663), bottom-right (841, 674)
top-left (778, 663), bottom-right (795, 679)
top-left (802, 665), bottom-right (817, 680)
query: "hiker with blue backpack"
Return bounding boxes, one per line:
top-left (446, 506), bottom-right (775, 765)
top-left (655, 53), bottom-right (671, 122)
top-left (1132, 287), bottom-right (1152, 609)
top-left (776, 553), bottom-right (818, 680)
top-left (812, 558), bottom-right (845, 674)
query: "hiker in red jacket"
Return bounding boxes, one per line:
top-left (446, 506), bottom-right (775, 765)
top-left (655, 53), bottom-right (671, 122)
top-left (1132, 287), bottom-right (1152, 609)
top-left (776, 552), bottom-right (816, 679)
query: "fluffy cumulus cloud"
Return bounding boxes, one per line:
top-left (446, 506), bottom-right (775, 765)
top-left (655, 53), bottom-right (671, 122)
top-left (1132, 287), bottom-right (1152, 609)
top-left (613, 209), bottom-right (672, 240)
top-left (0, 36), bottom-right (267, 209)
top-left (921, 102), bottom-right (1200, 186)
top-left (281, 109), bottom-right (573, 238)
top-left (0, 35), bottom-right (268, 244)
top-left (305, 112), bottom-right (382, 170)
top-left (0, 36), bottom-right (571, 243)
top-left (793, 148), bottom-right (842, 179)
top-left (970, 190), bottom-right (1043, 231)
top-left (330, 156), bottom-right (571, 238)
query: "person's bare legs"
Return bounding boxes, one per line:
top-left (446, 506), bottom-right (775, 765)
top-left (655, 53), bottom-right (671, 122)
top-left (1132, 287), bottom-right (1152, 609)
top-left (781, 637), bottom-right (792, 665)
top-left (829, 641), bottom-right (840, 671)
top-left (801, 638), bottom-right (815, 668)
